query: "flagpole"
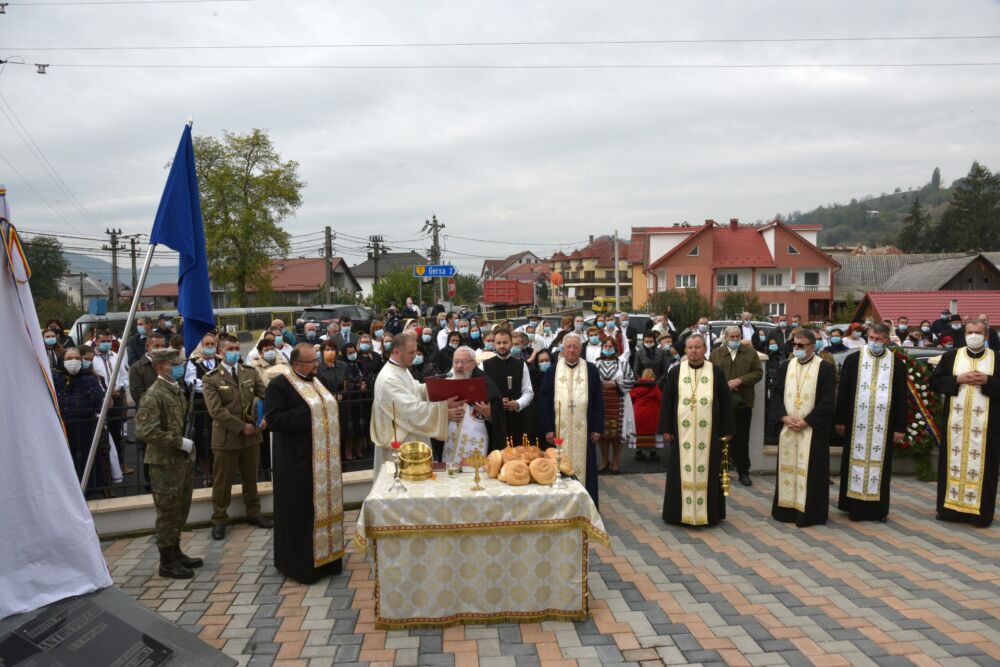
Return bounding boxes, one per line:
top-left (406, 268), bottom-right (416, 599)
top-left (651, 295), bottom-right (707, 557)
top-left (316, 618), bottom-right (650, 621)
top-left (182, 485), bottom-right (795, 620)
top-left (80, 243), bottom-right (158, 492)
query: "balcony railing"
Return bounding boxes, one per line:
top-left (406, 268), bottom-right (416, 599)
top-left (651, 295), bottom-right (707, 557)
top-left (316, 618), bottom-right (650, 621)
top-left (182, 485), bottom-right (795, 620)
top-left (757, 284), bottom-right (786, 292)
top-left (716, 284), bottom-right (743, 292)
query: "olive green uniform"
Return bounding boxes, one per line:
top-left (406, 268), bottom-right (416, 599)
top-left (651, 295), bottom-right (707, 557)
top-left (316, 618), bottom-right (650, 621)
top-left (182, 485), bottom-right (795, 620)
top-left (136, 377), bottom-right (194, 549)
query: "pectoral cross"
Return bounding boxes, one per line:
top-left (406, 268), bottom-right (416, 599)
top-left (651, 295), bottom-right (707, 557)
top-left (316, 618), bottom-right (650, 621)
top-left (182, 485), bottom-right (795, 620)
top-left (795, 397), bottom-right (803, 409)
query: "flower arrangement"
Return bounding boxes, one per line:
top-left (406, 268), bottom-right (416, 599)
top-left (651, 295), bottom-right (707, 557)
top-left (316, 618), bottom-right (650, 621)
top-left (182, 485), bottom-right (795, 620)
top-left (893, 349), bottom-right (940, 481)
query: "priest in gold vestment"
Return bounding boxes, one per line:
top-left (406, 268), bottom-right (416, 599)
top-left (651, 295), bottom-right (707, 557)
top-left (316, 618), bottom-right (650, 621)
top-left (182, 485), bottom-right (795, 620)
top-left (930, 319), bottom-right (1000, 527)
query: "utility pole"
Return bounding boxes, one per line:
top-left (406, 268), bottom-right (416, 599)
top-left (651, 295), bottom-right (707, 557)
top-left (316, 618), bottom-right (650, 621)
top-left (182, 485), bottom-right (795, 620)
top-left (324, 226), bottom-right (335, 302)
top-left (103, 228), bottom-right (124, 311)
top-left (367, 234), bottom-right (387, 286)
top-left (613, 229), bottom-right (621, 307)
top-left (66, 271), bottom-right (87, 312)
top-left (421, 214), bottom-right (445, 301)
top-left (127, 235), bottom-right (140, 290)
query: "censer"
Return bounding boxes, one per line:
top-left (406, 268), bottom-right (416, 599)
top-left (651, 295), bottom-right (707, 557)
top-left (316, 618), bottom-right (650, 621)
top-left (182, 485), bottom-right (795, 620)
top-left (719, 435), bottom-right (732, 497)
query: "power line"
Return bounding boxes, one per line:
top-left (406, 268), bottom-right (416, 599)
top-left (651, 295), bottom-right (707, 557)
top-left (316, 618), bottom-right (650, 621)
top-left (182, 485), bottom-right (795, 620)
top-left (8, 34), bottom-right (1000, 50)
top-left (444, 233), bottom-right (591, 247)
top-left (13, 0), bottom-right (260, 6)
top-left (0, 149), bottom-right (86, 229)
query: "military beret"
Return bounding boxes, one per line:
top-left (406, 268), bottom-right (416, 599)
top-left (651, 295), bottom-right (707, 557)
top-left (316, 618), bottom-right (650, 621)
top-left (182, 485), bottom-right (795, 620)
top-left (150, 348), bottom-right (185, 364)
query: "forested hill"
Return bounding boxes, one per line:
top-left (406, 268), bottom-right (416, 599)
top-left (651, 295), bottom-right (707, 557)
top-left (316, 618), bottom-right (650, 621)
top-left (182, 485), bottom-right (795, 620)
top-left (780, 168), bottom-right (953, 247)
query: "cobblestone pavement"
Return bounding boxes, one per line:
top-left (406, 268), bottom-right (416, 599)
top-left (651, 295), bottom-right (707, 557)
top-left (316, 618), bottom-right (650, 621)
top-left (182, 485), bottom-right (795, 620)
top-left (102, 474), bottom-right (1000, 666)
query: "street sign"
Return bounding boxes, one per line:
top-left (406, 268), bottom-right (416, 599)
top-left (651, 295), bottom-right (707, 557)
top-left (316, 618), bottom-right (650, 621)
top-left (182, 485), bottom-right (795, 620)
top-left (447, 276), bottom-right (457, 297)
top-left (413, 264), bottom-right (456, 278)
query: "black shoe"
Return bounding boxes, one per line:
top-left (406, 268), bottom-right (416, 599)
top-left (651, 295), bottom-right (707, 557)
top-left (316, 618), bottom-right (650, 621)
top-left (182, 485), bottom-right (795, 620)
top-left (598, 466), bottom-right (611, 475)
top-left (175, 545), bottom-right (203, 569)
top-left (211, 523), bottom-right (226, 540)
top-left (248, 515), bottom-right (274, 529)
top-left (158, 547), bottom-right (193, 579)
top-left (635, 450), bottom-right (647, 461)
top-left (739, 472), bottom-right (752, 486)
top-left (648, 451), bottom-right (660, 461)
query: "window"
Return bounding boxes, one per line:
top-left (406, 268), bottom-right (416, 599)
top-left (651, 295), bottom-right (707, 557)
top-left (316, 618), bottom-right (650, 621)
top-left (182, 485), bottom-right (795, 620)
top-left (604, 270), bottom-right (615, 280)
top-left (584, 270), bottom-right (595, 281)
top-left (768, 303), bottom-right (786, 317)
top-left (788, 244), bottom-right (799, 255)
top-left (803, 271), bottom-right (820, 286)
top-left (717, 273), bottom-right (739, 287)
top-left (675, 274), bottom-right (697, 288)
top-left (760, 273), bottom-right (783, 286)
top-left (688, 245), bottom-right (700, 256)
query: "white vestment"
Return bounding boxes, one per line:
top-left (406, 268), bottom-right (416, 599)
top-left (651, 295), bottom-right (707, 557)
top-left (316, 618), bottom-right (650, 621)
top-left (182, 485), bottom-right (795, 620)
top-left (442, 404), bottom-right (489, 464)
top-left (370, 361), bottom-right (449, 479)
top-left (553, 358), bottom-right (590, 487)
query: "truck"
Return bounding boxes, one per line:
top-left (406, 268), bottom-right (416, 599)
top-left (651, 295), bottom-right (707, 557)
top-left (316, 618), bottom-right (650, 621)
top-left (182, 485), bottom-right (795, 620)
top-left (482, 279), bottom-right (535, 307)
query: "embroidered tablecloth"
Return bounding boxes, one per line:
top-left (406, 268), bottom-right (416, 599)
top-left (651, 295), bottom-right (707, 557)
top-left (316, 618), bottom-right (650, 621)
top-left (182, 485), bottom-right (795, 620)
top-left (356, 463), bottom-right (609, 629)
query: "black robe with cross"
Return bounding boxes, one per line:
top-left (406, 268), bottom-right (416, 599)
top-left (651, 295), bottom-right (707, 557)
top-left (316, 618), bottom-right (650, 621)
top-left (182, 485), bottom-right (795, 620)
top-left (483, 354), bottom-right (531, 445)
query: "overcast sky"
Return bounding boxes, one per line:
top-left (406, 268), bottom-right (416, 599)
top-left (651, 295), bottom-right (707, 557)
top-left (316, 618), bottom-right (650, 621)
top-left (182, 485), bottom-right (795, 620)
top-left (2, 0), bottom-right (999, 274)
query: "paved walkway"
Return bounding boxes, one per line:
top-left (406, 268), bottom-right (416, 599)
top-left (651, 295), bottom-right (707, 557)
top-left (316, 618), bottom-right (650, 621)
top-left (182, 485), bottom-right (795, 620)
top-left (102, 474), bottom-right (1000, 666)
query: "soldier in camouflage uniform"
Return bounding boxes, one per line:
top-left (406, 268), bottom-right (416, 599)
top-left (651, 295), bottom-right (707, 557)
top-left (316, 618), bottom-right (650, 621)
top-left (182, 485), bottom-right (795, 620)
top-left (136, 347), bottom-right (204, 579)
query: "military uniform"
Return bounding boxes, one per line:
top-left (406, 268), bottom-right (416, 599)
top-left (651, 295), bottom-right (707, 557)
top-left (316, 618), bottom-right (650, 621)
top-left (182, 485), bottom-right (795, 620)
top-left (202, 362), bottom-right (267, 531)
top-left (136, 348), bottom-right (202, 578)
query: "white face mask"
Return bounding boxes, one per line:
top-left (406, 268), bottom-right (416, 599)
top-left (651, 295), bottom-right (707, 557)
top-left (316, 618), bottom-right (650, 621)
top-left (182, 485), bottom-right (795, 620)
top-left (64, 359), bottom-right (83, 375)
top-left (966, 333), bottom-right (986, 350)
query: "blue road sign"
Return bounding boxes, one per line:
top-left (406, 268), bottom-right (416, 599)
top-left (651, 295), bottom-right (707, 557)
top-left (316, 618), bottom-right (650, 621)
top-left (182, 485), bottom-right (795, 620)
top-left (413, 264), bottom-right (457, 278)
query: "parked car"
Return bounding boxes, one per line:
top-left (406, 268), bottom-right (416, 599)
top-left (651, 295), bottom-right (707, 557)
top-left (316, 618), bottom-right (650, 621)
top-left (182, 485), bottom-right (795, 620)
top-left (299, 304), bottom-right (375, 333)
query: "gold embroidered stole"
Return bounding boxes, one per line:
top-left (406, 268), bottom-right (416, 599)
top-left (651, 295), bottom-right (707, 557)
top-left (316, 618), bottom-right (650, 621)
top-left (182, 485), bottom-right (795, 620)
top-left (555, 359), bottom-right (590, 486)
top-left (945, 348), bottom-right (994, 515)
top-left (286, 373), bottom-right (345, 566)
top-left (676, 360), bottom-right (715, 526)
top-left (847, 348), bottom-right (894, 501)
top-left (443, 403), bottom-right (488, 464)
top-left (777, 356), bottom-right (821, 512)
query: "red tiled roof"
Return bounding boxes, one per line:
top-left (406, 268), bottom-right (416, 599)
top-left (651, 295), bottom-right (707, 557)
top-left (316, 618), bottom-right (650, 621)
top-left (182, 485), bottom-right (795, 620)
top-left (126, 282), bottom-right (179, 297)
top-left (263, 257), bottom-right (348, 292)
top-left (860, 291), bottom-right (1000, 323)
top-left (505, 262), bottom-right (551, 281)
top-left (788, 224), bottom-right (823, 231)
top-left (712, 226), bottom-right (774, 267)
top-left (648, 224), bottom-right (714, 269)
top-left (482, 258), bottom-right (506, 274)
top-left (554, 236), bottom-right (630, 267)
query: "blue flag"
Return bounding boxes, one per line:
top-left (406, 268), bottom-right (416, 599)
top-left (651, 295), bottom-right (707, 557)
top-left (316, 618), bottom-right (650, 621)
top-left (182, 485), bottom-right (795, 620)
top-left (149, 124), bottom-right (214, 356)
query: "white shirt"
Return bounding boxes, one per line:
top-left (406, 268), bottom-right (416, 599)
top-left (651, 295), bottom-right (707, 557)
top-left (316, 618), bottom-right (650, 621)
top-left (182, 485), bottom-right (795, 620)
top-left (94, 350), bottom-right (129, 392)
top-left (485, 355), bottom-right (535, 411)
top-left (184, 357), bottom-right (217, 393)
top-left (436, 326), bottom-right (454, 350)
top-left (740, 322), bottom-right (756, 340)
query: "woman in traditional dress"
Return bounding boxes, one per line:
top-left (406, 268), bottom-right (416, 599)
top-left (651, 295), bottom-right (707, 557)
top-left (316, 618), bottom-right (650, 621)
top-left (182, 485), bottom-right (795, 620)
top-left (596, 338), bottom-right (634, 474)
top-left (630, 368), bottom-right (663, 462)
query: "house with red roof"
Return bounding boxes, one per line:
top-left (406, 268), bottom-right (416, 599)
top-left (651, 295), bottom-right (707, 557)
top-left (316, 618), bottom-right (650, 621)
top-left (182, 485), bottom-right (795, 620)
top-left (631, 219), bottom-right (839, 320)
top-left (854, 291), bottom-right (1000, 325)
top-left (548, 235), bottom-right (630, 310)
top-left (480, 251), bottom-right (542, 280)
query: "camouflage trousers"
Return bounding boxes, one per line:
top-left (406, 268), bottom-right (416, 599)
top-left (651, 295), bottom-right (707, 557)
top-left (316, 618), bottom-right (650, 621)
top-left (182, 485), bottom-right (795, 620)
top-left (149, 462), bottom-right (194, 549)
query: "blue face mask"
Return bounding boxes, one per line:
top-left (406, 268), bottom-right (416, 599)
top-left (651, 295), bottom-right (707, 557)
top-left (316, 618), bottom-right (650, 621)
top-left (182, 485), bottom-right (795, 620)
top-left (459, 327), bottom-right (469, 335)
top-left (163, 320), bottom-right (174, 329)
top-left (347, 352), bottom-right (358, 361)
top-left (921, 326), bottom-right (931, 333)
top-left (471, 331), bottom-right (481, 339)
top-left (793, 349), bottom-right (808, 360)
top-left (374, 329), bottom-right (384, 338)
top-left (601, 348), bottom-right (615, 357)
top-left (815, 339), bottom-right (825, 351)
top-left (306, 331), bottom-right (316, 340)
top-left (485, 342), bottom-right (495, 351)
top-left (44, 337), bottom-right (57, 347)
top-left (869, 342), bottom-right (885, 355)
top-left (831, 336), bottom-right (842, 344)
top-left (589, 336), bottom-right (600, 345)
top-left (414, 355), bottom-right (424, 365)
top-left (511, 346), bottom-right (522, 357)
top-left (768, 344), bottom-right (779, 352)
top-left (727, 340), bottom-right (740, 350)
top-left (82, 359), bottom-right (92, 370)
top-left (605, 322), bottom-right (615, 330)
top-left (202, 346), bottom-right (216, 357)
top-left (539, 361), bottom-right (552, 372)
top-left (98, 342), bottom-right (112, 353)
top-left (170, 364), bottom-right (185, 381)
top-left (384, 341), bottom-right (393, 351)
top-left (137, 326), bottom-right (146, 335)
top-left (852, 330), bottom-right (863, 337)
top-left (758, 333), bottom-right (766, 340)
top-left (422, 333), bottom-right (432, 343)
top-left (897, 324), bottom-right (908, 332)
top-left (263, 350), bottom-right (277, 362)
top-left (359, 343), bottom-right (371, 352)
top-left (527, 333), bottom-right (535, 341)
top-left (225, 351), bottom-right (241, 365)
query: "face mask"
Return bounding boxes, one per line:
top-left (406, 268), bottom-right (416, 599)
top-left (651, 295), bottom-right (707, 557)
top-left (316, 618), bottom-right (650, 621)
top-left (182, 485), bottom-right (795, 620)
top-left (941, 314), bottom-right (949, 320)
top-left (897, 324), bottom-right (908, 332)
top-left (485, 342), bottom-right (495, 351)
top-left (137, 326), bottom-right (146, 335)
top-left (816, 340), bottom-right (825, 351)
top-left (852, 330), bottom-right (863, 338)
top-left (384, 341), bottom-right (393, 351)
top-left (414, 355), bottom-right (424, 365)
top-left (966, 333), bottom-right (986, 350)
top-left (44, 337), bottom-right (57, 347)
top-left (323, 351), bottom-right (336, 364)
top-left (263, 350), bottom-right (277, 362)
top-left (511, 346), bottom-right (522, 357)
top-left (527, 333), bottom-right (535, 341)
top-left (698, 324), bottom-right (708, 333)
top-left (921, 326), bottom-right (931, 333)
top-left (306, 331), bottom-right (316, 340)
top-left (621, 320), bottom-right (629, 328)
top-left (471, 331), bottom-right (481, 339)
top-left (575, 323), bottom-right (585, 332)
top-left (374, 329), bottom-right (384, 338)
top-left (758, 333), bottom-right (766, 340)
top-left (831, 336), bottom-right (842, 344)
top-left (792, 321), bottom-right (801, 327)
top-left (459, 327), bottom-right (469, 335)
top-left (98, 342), bottom-right (112, 353)
top-left (644, 342), bottom-right (655, 349)
top-left (951, 323), bottom-right (962, 331)
top-left (793, 349), bottom-right (807, 360)
top-left (82, 359), bottom-right (93, 370)
top-left (778, 321), bottom-right (787, 329)
top-left (420, 333), bottom-right (431, 343)
top-left (64, 359), bottom-right (82, 375)
top-left (864, 319), bottom-right (873, 326)
top-left (589, 336), bottom-right (600, 346)
top-left (225, 351), bottom-right (241, 365)
top-left (601, 348), bottom-right (615, 357)
top-left (539, 361), bottom-right (552, 372)
top-left (163, 320), bottom-right (174, 329)
top-left (769, 344), bottom-right (779, 352)
top-left (945, 343), bottom-right (954, 349)
top-left (543, 326), bottom-right (551, 333)
top-left (449, 342), bottom-right (459, 349)
top-left (273, 338), bottom-right (283, 348)
top-left (438, 320), bottom-right (446, 328)
top-left (605, 322), bottom-right (615, 330)
top-left (202, 346), bottom-right (216, 357)
top-left (347, 353), bottom-right (358, 361)
top-left (868, 342), bottom-right (885, 355)
top-left (471, 320), bottom-right (478, 327)
top-left (170, 364), bottom-right (185, 381)
top-left (727, 340), bottom-right (740, 350)
top-left (360, 343), bottom-right (371, 352)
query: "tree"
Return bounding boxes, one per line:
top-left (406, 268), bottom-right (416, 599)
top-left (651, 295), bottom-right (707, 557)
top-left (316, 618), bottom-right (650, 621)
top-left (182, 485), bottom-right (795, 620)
top-left (647, 288), bottom-right (713, 331)
top-left (931, 167), bottom-right (941, 190)
top-left (832, 294), bottom-right (857, 324)
top-left (23, 235), bottom-right (69, 303)
top-left (930, 161), bottom-right (1000, 251)
top-left (895, 197), bottom-right (931, 252)
top-left (371, 269), bottom-right (419, 312)
top-left (452, 274), bottom-right (482, 305)
top-left (713, 291), bottom-right (769, 320)
top-left (535, 279), bottom-right (550, 306)
top-left (193, 129), bottom-right (303, 306)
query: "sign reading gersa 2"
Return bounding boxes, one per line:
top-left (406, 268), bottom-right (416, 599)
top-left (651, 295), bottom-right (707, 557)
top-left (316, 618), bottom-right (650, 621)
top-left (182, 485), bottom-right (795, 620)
top-left (413, 264), bottom-right (457, 278)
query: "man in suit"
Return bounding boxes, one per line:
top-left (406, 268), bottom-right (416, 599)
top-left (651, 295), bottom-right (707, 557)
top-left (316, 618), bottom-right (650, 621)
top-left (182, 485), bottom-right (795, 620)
top-left (709, 326), bottom-right (764, 486)
top-left (126, 316), bottom-right (154, 365)
top-left (202, 334), bottom-right (270, 540)
top-left (336, 316), bottom-right (360, 350)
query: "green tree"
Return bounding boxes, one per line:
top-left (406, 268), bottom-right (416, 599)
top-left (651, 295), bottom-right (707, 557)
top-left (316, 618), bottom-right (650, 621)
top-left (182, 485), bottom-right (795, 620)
top-left (931, 167), bottom-right (941, 190)
top-left (452, 274), bottom-right (482, 305)
top-left (371, 269), bottom-right (419, 312)
top-left (24, 235), bottom-right (69, 303)
top-left (713, 291), bottom-right (769, 320)
top-left (930, 161), bottom-right (1000, 251)
top-left (193, 129), bottom-right (303, 306)
top-left (896, 197), bottom-right (931, 252)
top-left (535, 279), bottom-right (550, 306)
top-left (647, 288), bottom-right (713, 331)
top-left (832, 294), bottom-right (857, 324)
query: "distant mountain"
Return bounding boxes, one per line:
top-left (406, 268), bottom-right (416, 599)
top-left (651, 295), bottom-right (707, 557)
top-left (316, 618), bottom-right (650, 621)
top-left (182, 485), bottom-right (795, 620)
top-left (781, 169), bottom-right (955, 247)
top-left (65, 252), bottom-right (179, 290)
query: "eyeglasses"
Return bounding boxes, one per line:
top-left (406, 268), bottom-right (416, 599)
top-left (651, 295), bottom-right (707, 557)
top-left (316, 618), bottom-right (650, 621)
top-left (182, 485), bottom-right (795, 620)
top-left (792, 343), bottom-right (812, 349)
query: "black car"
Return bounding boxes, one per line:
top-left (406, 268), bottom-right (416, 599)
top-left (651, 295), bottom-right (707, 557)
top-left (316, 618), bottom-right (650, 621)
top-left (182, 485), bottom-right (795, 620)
top-left (299, 304), bottom-right (376, 334)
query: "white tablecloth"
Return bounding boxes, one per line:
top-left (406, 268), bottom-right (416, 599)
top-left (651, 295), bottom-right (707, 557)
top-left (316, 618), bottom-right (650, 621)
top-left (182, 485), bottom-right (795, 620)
top-left (356, 463), bottom-right (609, 629)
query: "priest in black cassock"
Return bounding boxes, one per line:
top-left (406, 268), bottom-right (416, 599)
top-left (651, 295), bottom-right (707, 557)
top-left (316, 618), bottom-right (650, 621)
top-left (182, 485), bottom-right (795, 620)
top-left (930, 319), bottom-right (1000, 527)
top-left (659, 334), bottom-right (735, 527)
top-left (834, 324), bottom-right (907, 522)
top-left (483, 328), bottom-right (534, 444)
top-left (770, 329), bottom-right (837, 527)
top-left (539, 332), bottom-right (604, 507)
top-left (263, 343), bottom-right (345, 584)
